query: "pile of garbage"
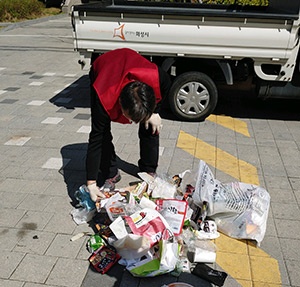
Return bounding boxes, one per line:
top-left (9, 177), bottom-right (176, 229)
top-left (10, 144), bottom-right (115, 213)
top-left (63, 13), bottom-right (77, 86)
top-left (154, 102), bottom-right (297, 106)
top-left (70, 160), bottom-right (270, 286)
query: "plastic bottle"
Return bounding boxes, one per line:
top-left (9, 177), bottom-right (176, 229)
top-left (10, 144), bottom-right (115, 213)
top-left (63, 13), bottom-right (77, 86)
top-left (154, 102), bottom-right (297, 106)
top-left (74, 185), bottom-right (95, 212)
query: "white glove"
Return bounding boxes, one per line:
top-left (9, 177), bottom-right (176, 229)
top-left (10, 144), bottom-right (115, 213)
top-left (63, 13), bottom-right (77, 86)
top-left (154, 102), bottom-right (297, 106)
top-left (145, 113), bottom-right (162, 134)
top-left (87, 183), bottom-right (106, 202)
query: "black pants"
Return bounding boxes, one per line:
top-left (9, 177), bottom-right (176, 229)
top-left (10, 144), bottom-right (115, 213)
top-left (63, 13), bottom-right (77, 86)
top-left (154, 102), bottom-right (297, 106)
top-left (86, 88), bottom-right (159, 184)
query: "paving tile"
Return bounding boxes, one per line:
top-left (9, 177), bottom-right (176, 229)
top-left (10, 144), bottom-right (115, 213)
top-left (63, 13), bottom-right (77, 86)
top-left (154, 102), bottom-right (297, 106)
top-left (215, 251), bottom-right (251, 281)
top-left (0, 228), bottom-right (22, 251)
top-left (42, 157), bottom-right (70, 169)
top-left (23, 283), bottom-right (58, 287)
top-left (256, 235), bottom-right (284, 260)
top-left (73, 113), bottom-right (90, 120)
top-left (54, 97), bottom-right (72, 104)
top-left (43, 72), bottom-right (56, 76)
top-left (279, 238), bottom-right (300, 261)
top-left (5, 136), bottom-right (31, 146)
top-left (0, 279), bottom-right (24, 287)
top-left (29, 82), bottom-right (44, 86)
top-left (0, 99), bottom-right (18, 104)
top-left (19, 180), bottom-right (52, 195)
top-left (64, 74), bottom-right (77, 77)
top-left (74, 229), bottom-right (93, 260)
top-left (285, 165), bottom-right (300, 178)
top-left (43, 196), bottom-right (74, 214)
top-left (0, 208), bottom-right (26, 228)
top-left (250, 255), bottom-right (281, 285)
top-left (285, 259), bottom-right (300, 286)
top-left (77, 125), bottom-right (91, 134)
top-left (4, 87), bottom-right (20, 91)
top-left (0, 250), bottom-right (25, 279)
top-left (13, 229), bottom-right (56, 255)
top-left (30, 76), bottom-right (43, 79)
top-left (45, 233), bottom-right (84, 258)
top-left (0, 191), bottom-right (27, 209)
top-left (10, 254), bottom-right (57, 283)
top-left (56, 107), bottom-right (73, 113)
top-left (275, 219), bottom-right (300, 239)
top-left (41, 117), bottom-right (63, 125)
top-left (43, 181), bottom-right (70, 196)
top-left (46, 257), bottom-right (89, 287)
top-left (215, 233), bottom-right (248, 254)
top-left (17, 194), bottom-right (53, 211)
top-left (271, 202), bottom-right (300, 220)
top-left (264, 175), bottom-right (293, 191)
top-left (15, 210), bottom-right (53, 231)
top-left (27, 100), bottom-right (46, 106)
top-left (44, 212), bottom-right (77, 234)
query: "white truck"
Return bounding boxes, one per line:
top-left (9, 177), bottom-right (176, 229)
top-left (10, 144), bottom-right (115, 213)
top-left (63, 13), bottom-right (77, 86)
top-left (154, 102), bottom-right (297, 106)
top-left (71, 0), bottom-right (300, 121)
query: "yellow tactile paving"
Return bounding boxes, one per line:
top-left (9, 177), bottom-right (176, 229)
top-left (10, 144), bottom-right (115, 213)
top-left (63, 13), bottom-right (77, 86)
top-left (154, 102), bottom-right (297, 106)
top-left (215, 233), bottom-right (248, 254)
top-left (247, 241), bottom-right (270, 257)
top-left (207, 114), bottom-right (251, 137)
top-left (178, 130), bottom-right (259, 185)
top-left (216, 251), bottom-right (252, 281)
top-left (250, 256), bottom-right (281, 285)
top-left (252, 283), bottom-right (282, 287)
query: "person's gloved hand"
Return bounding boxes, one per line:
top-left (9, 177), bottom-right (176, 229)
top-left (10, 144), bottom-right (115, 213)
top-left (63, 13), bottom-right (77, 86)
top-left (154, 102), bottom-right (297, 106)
top-left (145, 113), bottom-right (162, 134)
top-left (87, 183), bottom-right (106, 202)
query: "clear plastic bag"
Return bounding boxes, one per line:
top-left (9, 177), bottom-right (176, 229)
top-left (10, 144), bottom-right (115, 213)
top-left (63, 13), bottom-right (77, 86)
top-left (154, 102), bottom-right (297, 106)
top-left (184, 160), bottom-right (270, 245)
top-left (70, 207), bottom-right (96, 225)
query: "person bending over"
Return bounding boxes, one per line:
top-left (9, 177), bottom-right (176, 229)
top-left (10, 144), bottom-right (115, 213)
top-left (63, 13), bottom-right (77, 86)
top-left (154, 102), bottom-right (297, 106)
top-left (86, 48), bottom-right (171, 201)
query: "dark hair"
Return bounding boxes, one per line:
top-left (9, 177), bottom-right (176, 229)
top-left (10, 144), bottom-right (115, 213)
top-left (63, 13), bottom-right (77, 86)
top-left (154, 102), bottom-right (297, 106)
top-left (119, 81), bottom-right (156, 123)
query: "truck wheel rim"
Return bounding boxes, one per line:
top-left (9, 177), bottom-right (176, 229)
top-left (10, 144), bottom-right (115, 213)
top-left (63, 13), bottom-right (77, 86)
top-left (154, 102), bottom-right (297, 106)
top-left (176, 81), bottom-right (209, 115)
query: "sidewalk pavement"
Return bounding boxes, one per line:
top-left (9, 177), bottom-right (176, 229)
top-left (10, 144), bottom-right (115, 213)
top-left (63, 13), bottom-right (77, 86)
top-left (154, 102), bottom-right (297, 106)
top-left (1, 13), bottom-right (300, 287)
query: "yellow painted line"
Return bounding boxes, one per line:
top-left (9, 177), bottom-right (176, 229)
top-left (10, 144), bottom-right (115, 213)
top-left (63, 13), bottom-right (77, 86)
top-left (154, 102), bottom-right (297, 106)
top-left (177, 130), bottom-right (259, 185)
top-left (207, 114), bottom-right (250, 137)
top-left (177, 129), bottom-right (281, 286)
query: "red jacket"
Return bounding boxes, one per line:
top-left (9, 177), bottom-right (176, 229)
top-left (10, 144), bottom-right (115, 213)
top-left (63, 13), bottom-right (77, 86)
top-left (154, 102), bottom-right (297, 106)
top-left (92, 48), bottom-right (162, 124)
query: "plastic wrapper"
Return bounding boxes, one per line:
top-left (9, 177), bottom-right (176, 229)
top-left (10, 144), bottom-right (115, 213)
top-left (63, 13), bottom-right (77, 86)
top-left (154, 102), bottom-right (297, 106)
top-left (156, 199), bottom-right (188, 236)
top-left (104, 191), bottom-right (138, 221)
top-left (124, 208), bottom-right (173, 247)
top-left (138, 172), bottom-right (177, 199)
top-left (70, 207), bottom-right (96, 225)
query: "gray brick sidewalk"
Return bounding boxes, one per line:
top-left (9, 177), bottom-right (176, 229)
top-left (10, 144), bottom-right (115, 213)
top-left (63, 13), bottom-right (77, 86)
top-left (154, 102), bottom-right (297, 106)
top-left (1, 12), bottom-right (300, 287)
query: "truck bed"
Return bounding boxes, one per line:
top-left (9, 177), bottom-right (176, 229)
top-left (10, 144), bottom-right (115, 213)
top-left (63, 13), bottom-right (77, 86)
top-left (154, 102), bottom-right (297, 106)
top-left (73, 0), bottom-right (300, 20)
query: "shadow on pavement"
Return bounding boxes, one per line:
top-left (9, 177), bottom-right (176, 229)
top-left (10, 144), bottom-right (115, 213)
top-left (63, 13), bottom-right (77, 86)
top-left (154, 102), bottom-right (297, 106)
top-left (49, 74), bottom-right (300, 123)
top-left (49, 75), bottom-right (91, 109)
top-left (59, 143), bottom-right (141, 205)
top-left (82, 261), bottom-right (212, 287)
top-left (215, 85), bottom-right (300, 121)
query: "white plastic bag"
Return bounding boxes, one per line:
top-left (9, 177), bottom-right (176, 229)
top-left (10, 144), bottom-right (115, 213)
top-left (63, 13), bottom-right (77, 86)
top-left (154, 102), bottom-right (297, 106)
top-left (191, 160), bottom-right (270, 245)
top-left (70, 207), bottom-right (96, 225)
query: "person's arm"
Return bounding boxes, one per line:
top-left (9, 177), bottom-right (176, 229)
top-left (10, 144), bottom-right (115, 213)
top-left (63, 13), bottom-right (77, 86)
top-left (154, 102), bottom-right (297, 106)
top-left (145, 66), bottom-right (172, 134)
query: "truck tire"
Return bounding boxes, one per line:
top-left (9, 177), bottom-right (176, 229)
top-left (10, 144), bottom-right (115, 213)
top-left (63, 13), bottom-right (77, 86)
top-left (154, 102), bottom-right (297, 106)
top-left (168, 71), bottom-right (218, 121)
